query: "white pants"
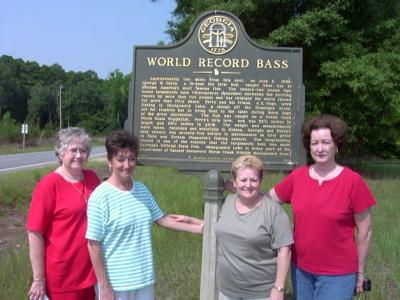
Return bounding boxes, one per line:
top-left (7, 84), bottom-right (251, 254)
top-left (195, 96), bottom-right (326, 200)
top-left (95, 284), bottom-right (155, 300)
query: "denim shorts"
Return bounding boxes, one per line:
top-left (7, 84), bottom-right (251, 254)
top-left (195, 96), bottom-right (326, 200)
top-left (291, 263), bottom-right (356, 300)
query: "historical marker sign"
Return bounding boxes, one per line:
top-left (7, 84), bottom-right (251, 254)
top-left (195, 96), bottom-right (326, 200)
top-left (125, 10), bottom-right (305, 171)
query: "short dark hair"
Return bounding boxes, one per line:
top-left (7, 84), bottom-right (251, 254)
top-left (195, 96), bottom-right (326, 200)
top-left (302, 114), bottom-right (347, 151)
top-left (105, 130), bottom-right (139, 161)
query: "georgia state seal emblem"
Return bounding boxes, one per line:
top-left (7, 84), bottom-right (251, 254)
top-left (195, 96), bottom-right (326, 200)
top-left (198, 15), bottom-right (238, 55)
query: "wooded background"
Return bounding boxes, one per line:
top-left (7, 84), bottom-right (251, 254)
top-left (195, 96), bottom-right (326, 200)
top-left (1, 0), bottom-right (399, 158)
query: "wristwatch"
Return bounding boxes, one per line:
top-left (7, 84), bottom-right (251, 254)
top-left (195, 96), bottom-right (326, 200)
top-left (273, 285), bottom-right (285, 293)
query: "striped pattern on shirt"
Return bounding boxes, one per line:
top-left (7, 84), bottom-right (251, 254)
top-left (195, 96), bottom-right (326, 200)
top-left (86, 180), bottom-right (164, 291)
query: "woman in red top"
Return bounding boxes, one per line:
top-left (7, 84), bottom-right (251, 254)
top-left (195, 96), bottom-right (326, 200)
top-left (270, 114), bottom-right (376, 300)
top-left (27, 127), bottom-right (100, 300)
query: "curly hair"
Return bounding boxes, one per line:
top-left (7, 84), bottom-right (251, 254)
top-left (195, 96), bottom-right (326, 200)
top-left (54, 127), bottom-right (91, 163)
top-left (301, 114), bottom-right (347, 151)
top-left (231, 155), bottom-right (264, 181)
top-left (105, 130), bottom-right (139, 161)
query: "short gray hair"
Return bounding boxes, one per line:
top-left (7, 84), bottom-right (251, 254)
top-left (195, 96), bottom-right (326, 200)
top-left (55, 127), bottom-right (92, 162)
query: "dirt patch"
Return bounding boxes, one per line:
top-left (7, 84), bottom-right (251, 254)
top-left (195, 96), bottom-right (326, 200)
top-left (0, 208), bottom-right (27, 255)
top-left (0, 167), bottom-right (110, 256)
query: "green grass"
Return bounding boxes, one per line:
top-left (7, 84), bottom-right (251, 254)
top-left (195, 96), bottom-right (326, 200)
top-left (365, 178), bottom-right (400, 299)
top-left (344, 159), bottom-right (400, 179)
top-left (0, 167), bottom-right (53, 215)
top-left (0, 162), bottom-right (399, 299)
top-left (0, 143), bottom-right (54, 155)
top-left (0, 243), bottom-right (31, 299)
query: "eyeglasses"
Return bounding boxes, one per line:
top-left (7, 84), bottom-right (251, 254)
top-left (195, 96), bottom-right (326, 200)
top-left (66, 148), bottom-right (88, 156)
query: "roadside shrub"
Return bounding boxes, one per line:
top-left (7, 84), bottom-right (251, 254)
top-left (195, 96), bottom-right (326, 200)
top-left (77, 112), bottom-right (109, 135)
top-left (0, 112), bottom-right (57, 146)
top-left (0, 112), bottom-right (20, 143)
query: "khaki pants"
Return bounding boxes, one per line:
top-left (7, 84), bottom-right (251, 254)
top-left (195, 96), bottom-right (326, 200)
top-left (218, 291), bottom-right (269, 300)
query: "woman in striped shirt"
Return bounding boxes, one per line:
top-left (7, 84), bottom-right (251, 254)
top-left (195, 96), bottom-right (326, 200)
top-left (86, 130), bottom-right (202, 300)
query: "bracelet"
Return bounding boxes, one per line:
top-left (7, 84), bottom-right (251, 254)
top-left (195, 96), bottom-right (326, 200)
top-left (33, 278), bottom-right (46, 282)
top-left (272, 285), bottom-right (284, 293)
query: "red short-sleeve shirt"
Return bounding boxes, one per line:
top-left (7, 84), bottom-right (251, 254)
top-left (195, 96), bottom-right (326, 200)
top-left (275, 166), bottom-right (376, 275)
top-left (26, 169), bottom-right (100, 292)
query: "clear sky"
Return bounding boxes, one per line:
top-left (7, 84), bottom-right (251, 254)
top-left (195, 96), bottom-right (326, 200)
top-left (0, 0), bottom-right (176, 79)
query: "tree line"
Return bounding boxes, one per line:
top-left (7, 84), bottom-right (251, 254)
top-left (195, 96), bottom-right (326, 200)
top-left (0, 55), bottom-right (130, 144)
top-left (167, 0), bottom-right (400, 158)
top-left (1, 0), bottom-right (400, 158)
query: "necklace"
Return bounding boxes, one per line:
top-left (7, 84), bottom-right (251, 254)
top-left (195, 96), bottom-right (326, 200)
top-left (70, 178), bottom-right (88, 203)
top-left (59, 169), bottom-right (84, 182)
top-left (57, 167), bottom-right (88, 203)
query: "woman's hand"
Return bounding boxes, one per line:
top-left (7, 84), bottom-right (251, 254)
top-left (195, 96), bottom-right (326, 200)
top-left (168, 214), bottom-right (189, 223)
top-left (99, 284), bottom-right (115, 300)
top-left (87, 240), bottom-right (115, 300)
top-left (269, 287), bottom-right (284, 300)
top-left (28, 278), bottom-right (46, 300)
top-left (169, 214), bottom-right (204, 233)
top-left (356, 271), bottom-right (365, 293)
top-left (169, 214), bottom-right (202, 225)
top-left (157, 215), bottom-right (204, 234)
top-left (28, 231), bottom-right (46, 300)
top-left (354, 209), bottom-right (372, 294)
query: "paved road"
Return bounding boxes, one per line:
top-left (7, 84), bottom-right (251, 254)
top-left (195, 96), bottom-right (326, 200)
top-left (0, 146), bottom-right (106, 174)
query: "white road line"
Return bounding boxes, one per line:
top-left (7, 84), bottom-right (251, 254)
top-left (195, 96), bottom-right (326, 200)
top-left (0, 152), bottom-right (106, 173)
top-left (0, 161), bottom-right (56, 173)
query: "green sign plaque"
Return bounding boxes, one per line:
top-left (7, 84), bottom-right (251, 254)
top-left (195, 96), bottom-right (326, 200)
top-left (125, 10), bottom-right (305, 171)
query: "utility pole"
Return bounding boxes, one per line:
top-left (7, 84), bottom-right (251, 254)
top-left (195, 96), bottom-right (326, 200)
top-left (59, 85), bottom-right (63, 130)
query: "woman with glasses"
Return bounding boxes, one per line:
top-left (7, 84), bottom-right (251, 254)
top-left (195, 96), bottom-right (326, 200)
top-left (27, 127), bottom-right (100, 300)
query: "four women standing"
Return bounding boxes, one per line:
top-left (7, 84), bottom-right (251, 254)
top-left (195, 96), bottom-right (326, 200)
top-left (26, 114), bottom-right (376, 300)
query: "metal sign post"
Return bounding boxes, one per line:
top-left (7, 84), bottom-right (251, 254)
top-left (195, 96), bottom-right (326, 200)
top-left (21, 123), bottom-right (28, 149)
